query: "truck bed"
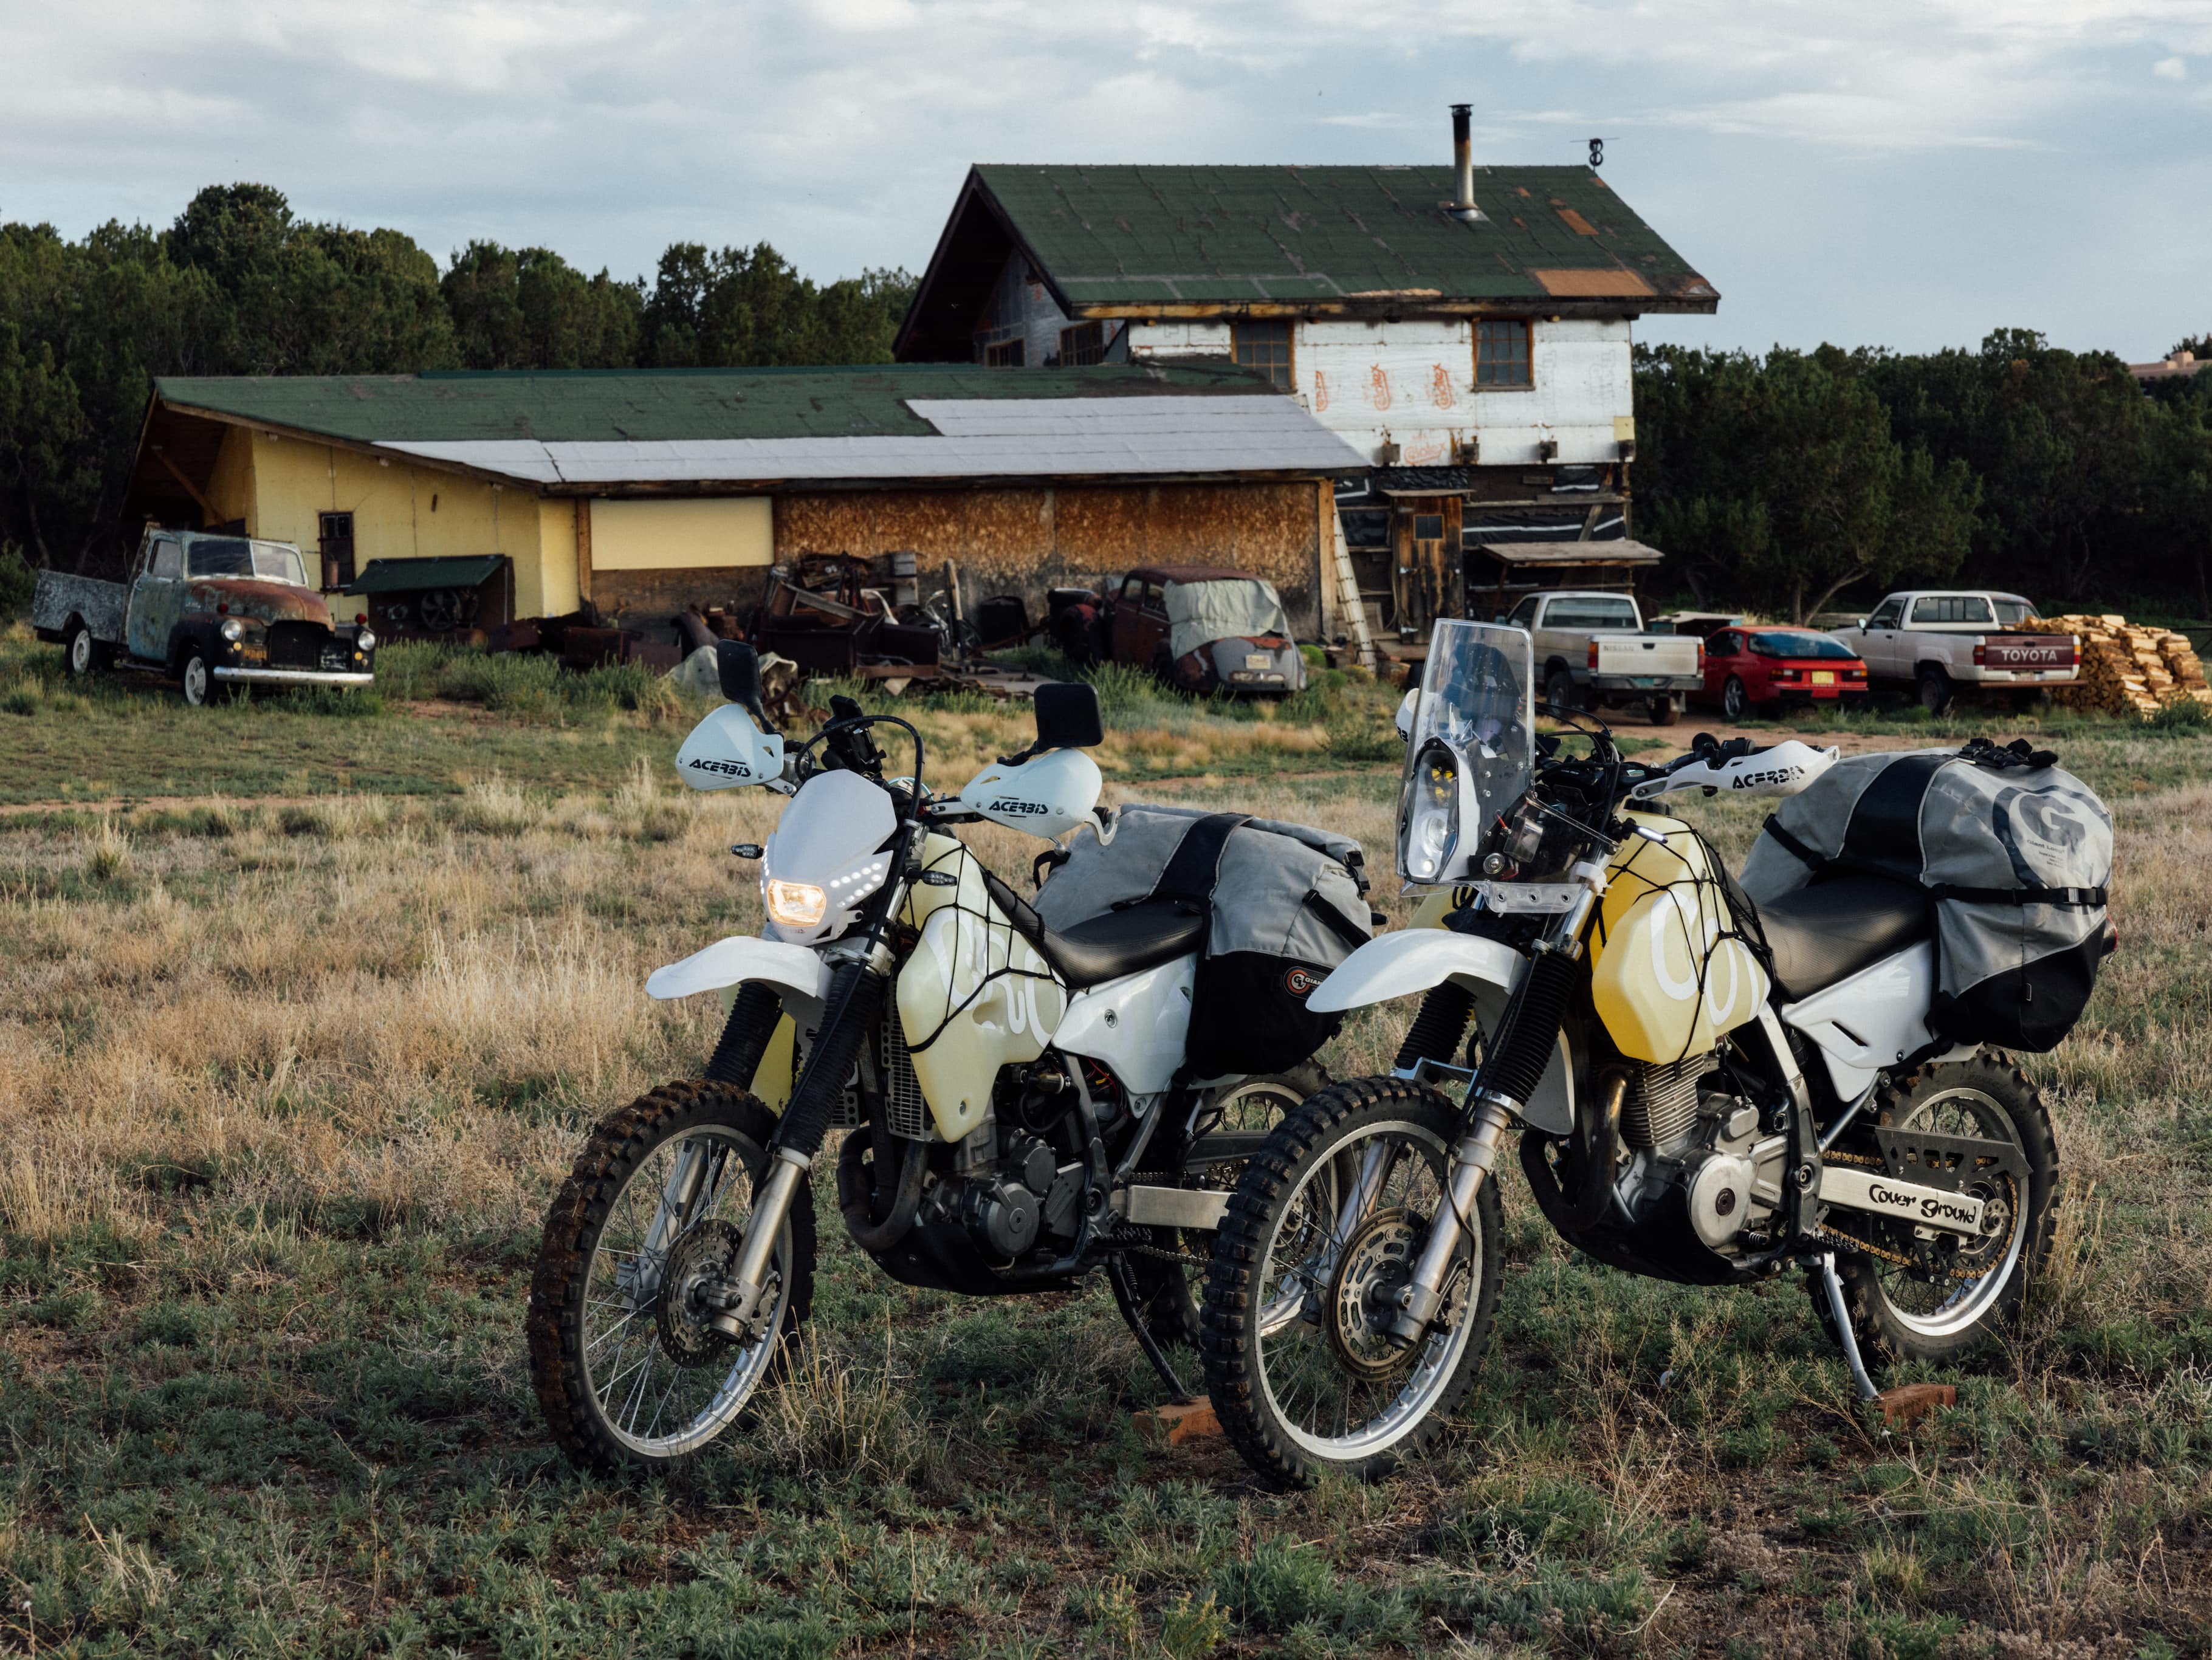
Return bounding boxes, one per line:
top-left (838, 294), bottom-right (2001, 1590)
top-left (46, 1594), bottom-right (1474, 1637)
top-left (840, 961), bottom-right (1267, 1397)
top-left (30, 571), bottom-right (127, 645)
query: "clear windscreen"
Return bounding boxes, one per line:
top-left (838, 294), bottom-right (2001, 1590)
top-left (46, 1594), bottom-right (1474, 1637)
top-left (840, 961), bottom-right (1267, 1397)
top-left (1398, 620), bottom-right (1534, 883)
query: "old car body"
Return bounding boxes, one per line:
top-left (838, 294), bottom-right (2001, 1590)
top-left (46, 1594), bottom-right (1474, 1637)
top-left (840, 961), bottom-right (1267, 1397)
top-left (1695, 626), bottom-right (1870, 719)
top-left (33, 527), bottom-right (376, 705)
top-left (1057, 565), bottom-right (1305, 696)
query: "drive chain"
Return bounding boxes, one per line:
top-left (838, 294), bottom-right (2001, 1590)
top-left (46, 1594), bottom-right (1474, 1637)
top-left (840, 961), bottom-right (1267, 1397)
top-left (1816, 1148), bottom-right (2019, 1280)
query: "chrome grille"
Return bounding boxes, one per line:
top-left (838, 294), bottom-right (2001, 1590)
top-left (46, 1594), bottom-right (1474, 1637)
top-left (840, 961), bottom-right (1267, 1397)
top-left (1623, 1053), bottom-right (1709, 1150)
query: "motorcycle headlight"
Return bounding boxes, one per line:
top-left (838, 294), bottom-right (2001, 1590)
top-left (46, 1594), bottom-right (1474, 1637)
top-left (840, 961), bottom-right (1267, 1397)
top-left (219, 617), bottom-right (244, 643)
top-left (765, 879), bottom-right (828, 930)
top-left (1401, 742), bottom-right (1461, 882)
top-left (355, 627), bottom-right (377, 653)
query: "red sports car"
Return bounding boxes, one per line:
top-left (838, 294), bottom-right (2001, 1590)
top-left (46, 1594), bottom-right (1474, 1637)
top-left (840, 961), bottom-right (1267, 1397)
top-left (1697, 626), bottom-right (1869, 719)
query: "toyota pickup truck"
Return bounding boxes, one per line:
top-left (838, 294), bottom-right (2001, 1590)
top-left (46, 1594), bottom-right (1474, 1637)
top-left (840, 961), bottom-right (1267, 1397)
top-left (32, 527), bottom-right (376, 705)
top-left (1497, 589), bottom-right (1703, 725)
top-left (1829, 590), bottom-right (2078, 713)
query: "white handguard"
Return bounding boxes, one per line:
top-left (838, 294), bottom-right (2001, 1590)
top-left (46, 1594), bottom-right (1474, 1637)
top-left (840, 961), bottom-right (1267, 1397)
top-left (675, 703), bottom-right (786, 792)
top-left (955, 746), bottom-right (1104, 840)
top-left (1632, 738), bottom-right (1838, 801)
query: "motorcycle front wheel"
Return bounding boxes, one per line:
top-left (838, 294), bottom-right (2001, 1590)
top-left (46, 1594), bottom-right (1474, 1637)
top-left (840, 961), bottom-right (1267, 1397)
top-left (1200, 1076), bottom-right (1500, 1489)
top-left (528, 1081), bottom-right (816, 1470)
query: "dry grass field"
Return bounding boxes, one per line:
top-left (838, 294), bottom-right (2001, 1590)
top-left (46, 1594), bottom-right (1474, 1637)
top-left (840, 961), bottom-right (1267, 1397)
top-left (2, 626), bottom-right (2210, 1659)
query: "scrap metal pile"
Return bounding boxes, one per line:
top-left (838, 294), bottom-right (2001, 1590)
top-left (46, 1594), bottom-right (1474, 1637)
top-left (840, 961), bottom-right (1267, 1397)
top-left (2034, 614), bottom-right (2212, 719)
top-left (741, 552), bottom-right (1045, 699)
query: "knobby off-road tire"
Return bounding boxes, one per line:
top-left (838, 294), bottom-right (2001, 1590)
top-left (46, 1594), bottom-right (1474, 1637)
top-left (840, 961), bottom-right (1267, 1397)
top-left (528, 1080), bottom-right (815, 1472)
top-left (1201, 1076), bottom-right (1501, 1489)
top-left (1808, 1052), bottom-right (2058, 1370)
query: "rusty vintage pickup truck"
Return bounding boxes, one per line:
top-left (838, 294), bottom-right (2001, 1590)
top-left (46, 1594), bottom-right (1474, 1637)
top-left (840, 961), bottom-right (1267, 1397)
top-left (32, 528), bottom-right (376, 705)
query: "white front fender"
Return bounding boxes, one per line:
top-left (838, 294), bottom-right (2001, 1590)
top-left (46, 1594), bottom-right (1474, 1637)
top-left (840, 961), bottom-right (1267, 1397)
top-left (1310, 928), bottom-right (1575, 1136)
top-left (1308, 929), bottom-right (1526, 1015)
top-left (645, 936), bottom-right (831, 1004)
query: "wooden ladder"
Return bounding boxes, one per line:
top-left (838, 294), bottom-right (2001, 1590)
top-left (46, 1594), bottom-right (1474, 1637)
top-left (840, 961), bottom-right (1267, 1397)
top-left (1328, 510), bottom-right (1381, 673)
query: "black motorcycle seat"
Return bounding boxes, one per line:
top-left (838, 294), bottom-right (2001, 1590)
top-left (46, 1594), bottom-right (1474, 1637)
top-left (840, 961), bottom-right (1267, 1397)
top-left (981, 870), bottom-right (1207, 990)
top-left (1754, 874), bottom-right (1932, 1003)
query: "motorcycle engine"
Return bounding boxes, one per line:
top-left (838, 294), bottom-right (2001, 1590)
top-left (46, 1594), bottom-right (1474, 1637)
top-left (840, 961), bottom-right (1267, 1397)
top-left (1591, 1053), bottom-right (1791, 1274)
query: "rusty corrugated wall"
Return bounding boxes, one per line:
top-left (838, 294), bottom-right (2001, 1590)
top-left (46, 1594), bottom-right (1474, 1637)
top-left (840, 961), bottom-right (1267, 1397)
top-left (775, 481), bottom-right (1322, 631)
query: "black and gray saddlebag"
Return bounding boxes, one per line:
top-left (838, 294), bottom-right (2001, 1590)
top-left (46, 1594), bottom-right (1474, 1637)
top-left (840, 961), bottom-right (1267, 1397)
top-left (1740, 738), bottom-right (2113, 1052)
top-left (1034, 804), bottom-right (1373, 1077)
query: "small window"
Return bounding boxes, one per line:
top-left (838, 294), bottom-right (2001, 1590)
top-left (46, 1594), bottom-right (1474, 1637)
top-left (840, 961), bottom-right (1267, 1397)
top-left (148, 538), bottom-right (182, 579)
top-left (185, 538), bottom-right (255, 578)
top-left (1475, 320), bottom-right (1533, 388)
top-left (1990, 595), bottom-right (2037, 626)
top-left (1121, 575), bottom-right (1146, 602)
top-left (1866, 598), bottom-right (1905, 628)
top-left (1748, 631), bottom-right (1857, 660)
top-left (1411, 514), bottom-right (1445, 541)
top-left (1710, 631), bottom-right (1740, 656)
top-left (1144, 581), bottom-right (1166, 607)
top-left (1059, 322), bottom-right (1106, 367)
top-left (1504, 597), bottom-right (1539, 630)
top-left (1910, 594), bottom-right (1993, 626)
top-left (1542, 595), bottom-right (1640, 630)
top-left (983, 338), bottom-right (1025, 368)
top-left (1231, 320), bottom-right (1293, 389)
top-left (318, 510), bottom-right (355, 589)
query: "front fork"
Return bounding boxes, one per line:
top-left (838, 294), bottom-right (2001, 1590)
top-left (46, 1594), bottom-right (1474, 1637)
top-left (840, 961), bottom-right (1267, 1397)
top-left (1386, 865), bottom-right (1605, 1347)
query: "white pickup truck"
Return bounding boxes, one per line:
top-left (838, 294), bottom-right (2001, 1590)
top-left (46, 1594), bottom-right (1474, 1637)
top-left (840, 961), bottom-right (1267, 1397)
top-left (1829, 590), bottom-right (2078, 714)
top-left (1497, 589), bottom-right (1703, 726)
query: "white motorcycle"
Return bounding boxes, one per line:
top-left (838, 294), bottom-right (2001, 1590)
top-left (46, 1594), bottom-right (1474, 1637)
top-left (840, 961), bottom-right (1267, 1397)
top-left (529, 643), bottom-right (1324, 1468)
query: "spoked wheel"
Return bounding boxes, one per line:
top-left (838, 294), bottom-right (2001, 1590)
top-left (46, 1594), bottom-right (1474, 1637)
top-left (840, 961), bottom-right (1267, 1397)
top-left (1201, 1077), bottom-right (1500, 1488)
top-left (529, 1082), bottom-right (815, 1470)
top-left (1124, 1066), bottom-right (1324, 1350)
top-left (1722, 675), bottom-right (1751, 721)
top-left (1811, 1055), bottom-right (2058, 1367)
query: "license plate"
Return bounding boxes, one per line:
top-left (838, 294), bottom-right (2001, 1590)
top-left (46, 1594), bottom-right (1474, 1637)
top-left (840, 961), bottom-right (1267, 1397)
top-left (1245, 653), bottom-right (1270, 670)
top-left (1812, 671), bottom-right (1836, 685)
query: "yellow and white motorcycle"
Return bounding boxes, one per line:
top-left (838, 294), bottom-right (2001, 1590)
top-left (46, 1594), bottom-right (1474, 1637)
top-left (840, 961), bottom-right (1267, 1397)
top-left (1198, 620), bottom-right (2065, 1487)
top-left (529, 644), bottom-right (1324, 1468)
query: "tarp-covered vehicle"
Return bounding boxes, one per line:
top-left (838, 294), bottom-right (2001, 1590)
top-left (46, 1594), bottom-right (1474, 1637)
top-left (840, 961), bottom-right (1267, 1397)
top-left (32, 527), bottom-right (376, 705)
top-left (1052, 565), bottom-right (1307, 696)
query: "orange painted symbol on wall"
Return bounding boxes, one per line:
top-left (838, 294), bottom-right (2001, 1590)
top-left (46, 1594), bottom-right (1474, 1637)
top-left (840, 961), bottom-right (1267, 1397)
top-left (1369, 366), bottom-right (1393, 410)
top-left (1313, 370), bottom-right (1330, 412)
top-left (1431, 365), bottom-right (1455, 409)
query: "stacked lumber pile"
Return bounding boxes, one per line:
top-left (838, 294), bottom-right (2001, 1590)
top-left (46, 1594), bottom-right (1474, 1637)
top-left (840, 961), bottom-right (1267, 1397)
top-left (2033, 614), bottom-right (2212, 719)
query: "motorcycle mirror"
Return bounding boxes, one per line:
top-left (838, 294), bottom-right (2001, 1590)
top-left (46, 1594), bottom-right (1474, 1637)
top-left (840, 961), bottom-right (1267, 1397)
top-left (716, 639), bottom-right (761, 707)
top-left (1032, 681), bottom-right (1104, 752)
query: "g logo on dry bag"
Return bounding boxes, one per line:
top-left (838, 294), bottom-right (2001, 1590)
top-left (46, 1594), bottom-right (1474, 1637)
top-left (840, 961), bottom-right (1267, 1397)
top-left (1283, 966), bottom-right (1319, 998)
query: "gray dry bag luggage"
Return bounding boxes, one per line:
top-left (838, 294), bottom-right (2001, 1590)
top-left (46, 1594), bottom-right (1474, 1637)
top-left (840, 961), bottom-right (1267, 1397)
top-left (1740, 737), bottom-right (2114, 1052)
top-left (1034, 805), bottom-right (1373, 1079)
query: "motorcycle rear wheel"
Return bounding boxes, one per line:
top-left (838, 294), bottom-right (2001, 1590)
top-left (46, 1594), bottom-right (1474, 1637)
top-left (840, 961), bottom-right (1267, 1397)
top-left (1809, 1054), bottom-right (2058, 1368)
top-left (1201, 1076), bottom-right (1500, 1489)
top-left (529, 1081), bottom-right (815, 1470)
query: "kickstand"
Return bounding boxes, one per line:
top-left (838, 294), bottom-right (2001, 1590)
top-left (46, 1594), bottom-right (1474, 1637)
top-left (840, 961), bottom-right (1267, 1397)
top-left (1106, 1255), bottom-right (1195, 1404)
top-left (1816, 1250), bottom-right (1880, 1402)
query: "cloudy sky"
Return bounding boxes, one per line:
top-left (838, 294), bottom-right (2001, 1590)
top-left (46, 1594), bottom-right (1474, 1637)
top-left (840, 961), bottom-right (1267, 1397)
top-left (4, 0), bottom-right (2207, 360)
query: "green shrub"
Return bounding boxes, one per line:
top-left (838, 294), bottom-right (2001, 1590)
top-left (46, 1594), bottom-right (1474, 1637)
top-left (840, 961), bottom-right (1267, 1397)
top-left (0, 542), bottom-right (34, 620)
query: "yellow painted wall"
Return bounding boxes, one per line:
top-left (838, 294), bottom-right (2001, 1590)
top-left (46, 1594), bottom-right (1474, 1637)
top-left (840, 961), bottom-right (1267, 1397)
top-left (205, 426), bottom-right (258, 529)
top-left (235, 430), bottom-right (583, 619)
top-left (590, 498), bottom-right (772, 571)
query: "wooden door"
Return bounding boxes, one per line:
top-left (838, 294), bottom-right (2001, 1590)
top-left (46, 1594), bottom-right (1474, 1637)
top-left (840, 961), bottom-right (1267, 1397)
top-left (1389, 498), bottom-right (1465, 638)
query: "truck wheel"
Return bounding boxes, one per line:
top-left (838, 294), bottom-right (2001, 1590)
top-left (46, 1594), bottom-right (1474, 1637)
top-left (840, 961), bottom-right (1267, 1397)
top-left (64, 624), bottom-right (104, 679)
top-left (1543, 667), bottom-right (1578, 714)
top-left (1721, 675), bottom-right (1751, 721)
top-left (1646, 694), bottom-right (1680, 726)
top-left (180, 648), bottom-right (214, 708)
top-left (1917, 668), bottom-right (1953, 716)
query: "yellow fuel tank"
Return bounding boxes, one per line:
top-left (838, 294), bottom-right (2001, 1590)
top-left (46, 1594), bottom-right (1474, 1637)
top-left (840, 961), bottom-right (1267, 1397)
top-left (1585, 812), bottom-right (1768, 1062)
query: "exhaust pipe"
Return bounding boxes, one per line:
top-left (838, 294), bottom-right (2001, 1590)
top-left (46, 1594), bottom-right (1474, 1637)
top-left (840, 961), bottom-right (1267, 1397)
top-left (1447, 103), bottom-right (1485, 223)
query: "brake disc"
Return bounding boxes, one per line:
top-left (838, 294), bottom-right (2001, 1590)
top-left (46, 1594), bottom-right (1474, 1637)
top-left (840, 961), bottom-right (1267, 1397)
top-left (655, 1219), bottom-right (746, 1367)
top-left (1325, 1209), bottom-right (1423, 1381)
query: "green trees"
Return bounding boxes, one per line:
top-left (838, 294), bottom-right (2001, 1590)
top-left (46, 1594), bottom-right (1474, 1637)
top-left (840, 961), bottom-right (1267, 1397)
top-left (1633, 345), bottom-right (1978, 622)
top-left (1635, 331), bottom-right (2195, 617)
top-left (0, 185), bottom-right (918, 577)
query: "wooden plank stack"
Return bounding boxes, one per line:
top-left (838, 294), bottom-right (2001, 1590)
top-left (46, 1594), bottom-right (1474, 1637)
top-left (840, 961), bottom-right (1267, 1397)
top-left (2033, 613), bottom-right (2212, 719)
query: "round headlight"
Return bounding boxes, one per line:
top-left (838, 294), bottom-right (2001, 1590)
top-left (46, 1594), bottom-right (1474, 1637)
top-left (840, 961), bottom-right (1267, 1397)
top-left (219, 617), bottom-right (244, 642)
top-left (355, 627), bottom-right (377, 653)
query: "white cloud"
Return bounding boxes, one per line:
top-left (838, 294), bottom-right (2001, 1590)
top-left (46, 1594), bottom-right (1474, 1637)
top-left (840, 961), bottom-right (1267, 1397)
top-left (2154, 53), bottom-right (2188, 75)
